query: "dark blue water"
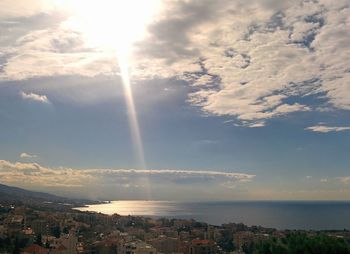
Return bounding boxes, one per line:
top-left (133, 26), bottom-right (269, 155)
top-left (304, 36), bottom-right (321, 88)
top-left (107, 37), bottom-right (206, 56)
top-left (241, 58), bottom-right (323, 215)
top-left (77, 200), bottom-right (350, 230)
top-left (174, 201), bottom-right (350, 230)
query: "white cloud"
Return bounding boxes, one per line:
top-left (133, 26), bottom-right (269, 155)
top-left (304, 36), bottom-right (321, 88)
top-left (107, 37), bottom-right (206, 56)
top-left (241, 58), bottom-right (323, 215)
top-left (305, 125), bottom-right (350, 133)
top-left (1, 0), bottom-right (350, 126)
top-left (0, 160), bottom-right (91, 188)
top-left (0, 160), bottom-right (255, 199)
top-left (338, 177), bottom-right (350, 184)
top-left (0, 0), bottom-right (55, 20)
top-left (2, 28), bottom-right (118, 80)
top-left (320, 178), bottom-right (328, 183)
top-left (83, 168), bottom-right (255, 182)
top-left (246, 121), bottom-right (266, 128)
top-left (20, 91), bottom-right (49, 104)
top-left (133, 0), bottom-right (350, 125)
top-left (19, 152), bottom-right (38, 159)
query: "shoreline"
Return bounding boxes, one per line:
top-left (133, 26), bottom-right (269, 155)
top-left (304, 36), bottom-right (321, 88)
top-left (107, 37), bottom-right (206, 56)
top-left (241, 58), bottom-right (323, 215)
top-left (74, 200), bottom-right (350, 231)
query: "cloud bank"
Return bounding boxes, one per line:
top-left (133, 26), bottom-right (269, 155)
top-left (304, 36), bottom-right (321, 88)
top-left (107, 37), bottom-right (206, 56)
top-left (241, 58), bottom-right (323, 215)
top-left (0, 160), bottom-right (255, 200)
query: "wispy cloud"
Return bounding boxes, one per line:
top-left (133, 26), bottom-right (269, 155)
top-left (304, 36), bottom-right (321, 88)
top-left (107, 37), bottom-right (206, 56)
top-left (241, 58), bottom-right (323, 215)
top-left (20, 91), bottom-right (49, 104)
top-left (305, 125), bottom-right (350, 133)
top-left (247, 121), bottom-right (266, 128)
top-left (19, 152), bottom-right (38, 159)
top-left (83, 168), bottom-right (255, 182)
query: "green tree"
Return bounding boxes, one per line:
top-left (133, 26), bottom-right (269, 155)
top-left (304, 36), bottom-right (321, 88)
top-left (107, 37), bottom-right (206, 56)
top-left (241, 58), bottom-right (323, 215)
top-left (254, 232), bottom-right (350, 254)
top-left (12, 238), bottom-right (20, 254)
top-left (35, 233), bottom-right (42, 246)
top-left (51, 226), bottom-right (61, 238)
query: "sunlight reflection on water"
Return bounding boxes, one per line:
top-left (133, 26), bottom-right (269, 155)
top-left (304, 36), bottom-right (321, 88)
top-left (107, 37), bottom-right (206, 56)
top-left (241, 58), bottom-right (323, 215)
top-left (75, 200), bottom-right (350, 230)
top-left (76, 200), bottom-right (191, 216)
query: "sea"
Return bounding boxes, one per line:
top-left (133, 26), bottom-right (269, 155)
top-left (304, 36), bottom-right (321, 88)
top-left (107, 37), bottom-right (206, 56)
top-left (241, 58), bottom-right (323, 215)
top-left (75, 200), bottom-right (350, 230)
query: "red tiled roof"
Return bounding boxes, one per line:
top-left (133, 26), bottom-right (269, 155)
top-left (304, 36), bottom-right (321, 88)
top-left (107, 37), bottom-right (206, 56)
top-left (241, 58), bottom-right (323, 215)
top-left (56, 244), bottom-right (67, 251)
top-left (22, 244), bottom-right (49, 254)
top-left (191, 239), bottom-right (215, 245)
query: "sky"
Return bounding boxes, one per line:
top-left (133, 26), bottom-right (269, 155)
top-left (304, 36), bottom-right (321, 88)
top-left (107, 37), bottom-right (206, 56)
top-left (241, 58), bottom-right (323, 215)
top-left (0, 0), bottom-right (350, 201)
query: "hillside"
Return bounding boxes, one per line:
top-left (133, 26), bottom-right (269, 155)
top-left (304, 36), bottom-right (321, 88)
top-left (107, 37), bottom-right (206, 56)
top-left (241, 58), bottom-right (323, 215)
top-left (0, 183), bottom-right (94, 209)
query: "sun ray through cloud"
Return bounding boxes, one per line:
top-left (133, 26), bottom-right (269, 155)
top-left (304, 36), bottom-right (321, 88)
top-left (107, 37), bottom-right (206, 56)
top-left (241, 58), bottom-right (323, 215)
top-left (118, 50), bottom-right (146, 170)
top-left (56, 0), bottom-right (162, 199)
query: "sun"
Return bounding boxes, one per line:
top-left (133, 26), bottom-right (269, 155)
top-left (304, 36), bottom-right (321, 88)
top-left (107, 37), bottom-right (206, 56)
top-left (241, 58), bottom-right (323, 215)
top-left (56, 0), bottom-right (160, 176)
top-left (58, 0), bottom-right (160, 56)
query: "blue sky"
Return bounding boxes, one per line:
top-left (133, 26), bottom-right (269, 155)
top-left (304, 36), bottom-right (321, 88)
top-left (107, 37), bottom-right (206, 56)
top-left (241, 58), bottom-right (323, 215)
top-left (0, 0), bottom-right (350, 201)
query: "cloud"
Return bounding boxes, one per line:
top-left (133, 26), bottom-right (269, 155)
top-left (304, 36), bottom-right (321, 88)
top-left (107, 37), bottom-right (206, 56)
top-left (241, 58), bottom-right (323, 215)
top-left (338, 177), bottom-right (350, 184)
top-left (83, 168), bottom-right (255, 182)
top-left (134, 0), bottom-right (350, 126)
top-left (246, 121), bottom-right (266, 128)
top-left (0, 0), bottom-right (55, 20)
top-left (20, 91), bottom-right (49, 104)
top-left (0, 160), bottom-right (93, 188)
top-left (320, 178), bottom-right (328, 183)
top-left (1, 0), bottom-right (350, 126)
top-left (19, 152), bottom-right (38, 159)
top-left (1, 28), bottom-right (117, 80)
top-left (305, 125), bottom-right (350, 133)
top-left (0, 160), bottom-right (255, 199)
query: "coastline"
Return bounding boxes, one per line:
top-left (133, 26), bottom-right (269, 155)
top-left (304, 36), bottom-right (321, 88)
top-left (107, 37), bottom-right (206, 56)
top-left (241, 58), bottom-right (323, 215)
top-left (74, 200), bottom-right (350, 231)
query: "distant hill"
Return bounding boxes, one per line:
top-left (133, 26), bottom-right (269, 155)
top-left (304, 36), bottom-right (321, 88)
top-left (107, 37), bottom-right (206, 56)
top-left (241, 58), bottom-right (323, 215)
top-left (0, 183), bottom-right (64, 201)
top-left (0, 183), bottom-right (95, 209)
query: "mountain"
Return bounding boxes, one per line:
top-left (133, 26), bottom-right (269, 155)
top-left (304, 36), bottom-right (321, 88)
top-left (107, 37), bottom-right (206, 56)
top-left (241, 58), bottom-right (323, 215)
top-left (0, 183), bottom-right (95, 210)
top-left (0, 183), bottom-right (64, 201)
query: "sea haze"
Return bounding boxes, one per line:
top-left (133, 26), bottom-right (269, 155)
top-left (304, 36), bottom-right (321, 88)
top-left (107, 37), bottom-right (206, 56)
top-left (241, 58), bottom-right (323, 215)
top-left (76, 200), bottom-right (350, 230)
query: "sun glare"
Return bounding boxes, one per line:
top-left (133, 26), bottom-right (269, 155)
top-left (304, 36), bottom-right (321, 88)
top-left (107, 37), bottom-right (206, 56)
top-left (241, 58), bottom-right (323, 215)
top-left (58, 0), bottom-right (160, 178)
top-left (60, 0), bottom-right (160, 54)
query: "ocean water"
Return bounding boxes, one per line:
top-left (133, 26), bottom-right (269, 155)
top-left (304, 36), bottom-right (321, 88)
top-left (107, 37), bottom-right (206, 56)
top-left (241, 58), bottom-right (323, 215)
top-left (76, 200), bottom-right (350, 230)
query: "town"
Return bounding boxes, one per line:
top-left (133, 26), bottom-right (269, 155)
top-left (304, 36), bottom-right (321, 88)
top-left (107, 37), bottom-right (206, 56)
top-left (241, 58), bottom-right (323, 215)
top-left (1, 201), bottom-right (350, 254)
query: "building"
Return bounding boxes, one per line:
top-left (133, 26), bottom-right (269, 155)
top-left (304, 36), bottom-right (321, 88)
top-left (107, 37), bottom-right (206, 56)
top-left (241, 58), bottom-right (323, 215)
top-left (21, 243), bottom-right (49, 254)
top-left (0, 225), bottom-right (6, 238)
top-left (233, 231), bottom-right (269, 251)
top-left (189, 239), bottom-right (219, 254)
top-left (51, 234), bottom-right (78, 254)
top-left (31, 220), bottom-right (48, 236)
top-left (119, 240), bottom-right (157, 254)
top-left (147, 235), bottom-right (180, 254)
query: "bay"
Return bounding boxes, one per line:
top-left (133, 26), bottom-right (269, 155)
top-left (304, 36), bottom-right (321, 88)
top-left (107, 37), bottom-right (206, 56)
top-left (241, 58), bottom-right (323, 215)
top-left (76, 200), bottom-right (350, 230)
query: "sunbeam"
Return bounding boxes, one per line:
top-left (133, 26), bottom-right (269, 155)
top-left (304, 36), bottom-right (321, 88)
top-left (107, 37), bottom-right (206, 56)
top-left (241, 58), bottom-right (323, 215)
top-left (118, 53), bottom-right (145, 169)
top-left (59, 0), bottom-right (161, 199)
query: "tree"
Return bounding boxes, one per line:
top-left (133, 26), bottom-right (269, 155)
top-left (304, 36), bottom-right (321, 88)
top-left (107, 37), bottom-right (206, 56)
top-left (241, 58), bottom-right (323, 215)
top-left (253, 233), bottom-right (350, 254)
top-left (35, 233), bottom-right (42, 246)
top-left (217, 229), bottom-right (235, 251)
top-left (51, 226), bottom-right (61, 238)
top-left (12, 238), bottom-right (20, 254)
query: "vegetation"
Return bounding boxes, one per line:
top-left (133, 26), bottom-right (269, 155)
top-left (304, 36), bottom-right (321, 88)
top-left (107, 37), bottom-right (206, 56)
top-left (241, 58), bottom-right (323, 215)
top-left (253, 232), bottom-right (350, 254)
top-left (217, 229), bottom-right (235, 251)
